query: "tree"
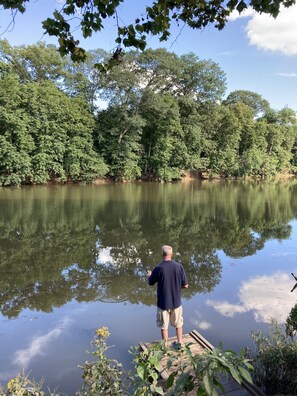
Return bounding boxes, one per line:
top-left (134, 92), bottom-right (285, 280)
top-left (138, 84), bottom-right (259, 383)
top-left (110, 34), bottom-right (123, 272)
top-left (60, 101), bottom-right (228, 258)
top-left (0, 39), bottom-right (65, 84)
top-left (62, 48), bottom-right (110, 112)
top-left (94, 48), bottom-right (226, 181)
top-left (0, 72), bottom-right (33, 185)
top-left (140, 91), bottom-right (186, 181)
top-left (96, 105), bottom-right (144, 180)
top-left (99, 48), bottom-right (226, 104)
top-left (0, 68), bottom-right (108, 185)
top-left (224, 90), bottom-right (271, 118)
top-left (207, 105), bottom-right (241, 176)
top-left (1, 0), bottom-right (295, 63)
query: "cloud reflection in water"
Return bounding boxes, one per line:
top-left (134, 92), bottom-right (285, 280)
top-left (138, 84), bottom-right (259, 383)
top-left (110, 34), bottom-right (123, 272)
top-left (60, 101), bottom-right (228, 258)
top-left (207, 273), bottom-right (296, 323)
top-left (13, 317), bottom-right (71, 369)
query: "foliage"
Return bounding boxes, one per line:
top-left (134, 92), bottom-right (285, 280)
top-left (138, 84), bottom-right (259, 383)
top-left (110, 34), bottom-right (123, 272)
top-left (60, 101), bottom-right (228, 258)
top-left (223, 90), bottom-right (271, 118)
top-left (1, 1), bottom-right (295, 64)
top-left (96, 105), bottom-right (144, 180)
top-left (0, 41), bottom-right (297, 184)
top-left (129, 341), bottom-right (254, 396)
top-left (286, 303), bottom-right (297, 337)
top-left (248, 320), bottom-right (297, 395)
top-left (79, 327), bottom-right (124, 396)
top-left (129, 342), bottom-right (167, 395)
top-left (0, 61), bottom-right (108, 185)
top-left (0, 371), bottom-right (59, 396)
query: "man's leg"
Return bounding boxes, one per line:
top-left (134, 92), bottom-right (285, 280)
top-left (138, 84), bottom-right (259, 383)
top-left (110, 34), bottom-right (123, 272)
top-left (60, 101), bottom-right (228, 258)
top-left (176, 326), bottom-right (183, 344)
top-left (171, 306), bottom-right (183, 344)
top-left (157, 308), bottom-right (169, 345)
top-left (161, 329), bottom-right (169, 345)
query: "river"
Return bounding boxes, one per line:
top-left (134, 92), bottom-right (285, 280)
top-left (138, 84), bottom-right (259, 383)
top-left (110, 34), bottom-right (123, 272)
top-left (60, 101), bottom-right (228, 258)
top-left (0, 180), bottom-right (297, 393)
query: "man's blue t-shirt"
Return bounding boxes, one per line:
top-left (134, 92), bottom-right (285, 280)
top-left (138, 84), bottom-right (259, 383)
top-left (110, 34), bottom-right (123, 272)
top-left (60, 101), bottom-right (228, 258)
top-left (148, 260), bottom-right (188, 310)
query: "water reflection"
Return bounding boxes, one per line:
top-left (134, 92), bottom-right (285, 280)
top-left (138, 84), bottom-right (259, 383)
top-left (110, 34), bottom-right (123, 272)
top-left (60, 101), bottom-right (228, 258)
top-left (207, 272), bottom-right (297, 323)
top-left (1, 180), bottom-right (297, 318)
top-left (13, 317), bottom-right (71, 370)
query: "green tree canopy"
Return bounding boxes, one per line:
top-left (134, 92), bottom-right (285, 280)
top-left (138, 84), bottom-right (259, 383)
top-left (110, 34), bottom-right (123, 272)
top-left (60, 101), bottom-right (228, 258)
top-left (224, 90), bottom-right (271, 118)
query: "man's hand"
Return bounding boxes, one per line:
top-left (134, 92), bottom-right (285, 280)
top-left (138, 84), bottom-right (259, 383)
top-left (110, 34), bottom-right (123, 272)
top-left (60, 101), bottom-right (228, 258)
top-left (182, 284), bottom-right (189, 288)
top-left (147, 270), bottom-right (152, 278)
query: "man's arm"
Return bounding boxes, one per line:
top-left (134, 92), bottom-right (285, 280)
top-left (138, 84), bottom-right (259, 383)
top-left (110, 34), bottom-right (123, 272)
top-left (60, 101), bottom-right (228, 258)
top-left (147, 268), bottom-right (158, 285)
top-left (181, 265), bottom-right (189, 288)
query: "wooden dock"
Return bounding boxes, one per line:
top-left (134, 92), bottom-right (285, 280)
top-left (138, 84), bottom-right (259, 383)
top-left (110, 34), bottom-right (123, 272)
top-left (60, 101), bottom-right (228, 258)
top-left (139, 330), bottom-right (265, 395)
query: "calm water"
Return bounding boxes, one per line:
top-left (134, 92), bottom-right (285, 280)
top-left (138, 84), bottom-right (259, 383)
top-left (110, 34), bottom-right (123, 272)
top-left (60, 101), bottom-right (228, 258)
top-left (1, 181), bottom-right (297, 393)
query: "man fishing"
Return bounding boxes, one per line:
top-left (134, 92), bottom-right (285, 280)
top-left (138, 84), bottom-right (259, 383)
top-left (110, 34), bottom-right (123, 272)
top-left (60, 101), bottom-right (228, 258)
top-left (147, 245), bottom-right (188, 346)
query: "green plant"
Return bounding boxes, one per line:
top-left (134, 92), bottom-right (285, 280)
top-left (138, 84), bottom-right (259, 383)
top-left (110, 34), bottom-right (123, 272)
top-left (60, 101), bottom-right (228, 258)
top-left (78, 327), bottom-right (123, 396)
top-left (249, 320), bottom-right (297, 394)
top-left (128, 342), bottom-right (167, 395)
top-left (129, 341), bottom-right (253, 396)
top-left (0, 371), bottom-right (59, 396)
top-left (286, 303), bottom-right (297, 337)
top-left (168, 343), bottom-right (253, 395)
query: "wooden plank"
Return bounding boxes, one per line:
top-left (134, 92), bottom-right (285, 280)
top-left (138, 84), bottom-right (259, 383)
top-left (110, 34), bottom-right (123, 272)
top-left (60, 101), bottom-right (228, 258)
top-left (190, 329), bottom-right (214, 351)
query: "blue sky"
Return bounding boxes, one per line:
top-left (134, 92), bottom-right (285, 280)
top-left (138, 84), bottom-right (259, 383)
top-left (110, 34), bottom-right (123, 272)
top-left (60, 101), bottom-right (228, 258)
top-left (0, 0), bottom-right (297, 111)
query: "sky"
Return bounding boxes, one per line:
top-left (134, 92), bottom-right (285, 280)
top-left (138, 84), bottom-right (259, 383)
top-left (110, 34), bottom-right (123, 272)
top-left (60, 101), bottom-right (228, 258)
top-left (0, 0), bottom-right (297, 111)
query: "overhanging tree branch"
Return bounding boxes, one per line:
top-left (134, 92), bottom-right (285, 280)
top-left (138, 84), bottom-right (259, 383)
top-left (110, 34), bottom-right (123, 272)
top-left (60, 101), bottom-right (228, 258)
top-left (0, 0), bottom-right (296, 66)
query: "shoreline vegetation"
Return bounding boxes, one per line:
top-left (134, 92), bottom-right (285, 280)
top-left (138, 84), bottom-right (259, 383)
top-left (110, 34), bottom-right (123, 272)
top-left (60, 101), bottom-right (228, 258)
top-left (92, 169), bottom-right (297, 184)
top-left (1, 41), bottom-right (297, 187)
top-left (2, 169), bottom-right (297, 187)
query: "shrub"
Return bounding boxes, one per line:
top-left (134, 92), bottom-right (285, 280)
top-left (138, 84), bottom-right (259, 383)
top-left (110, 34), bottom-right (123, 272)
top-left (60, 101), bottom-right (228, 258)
top-left (286, 303), bottom-right (297, 338)
top-left (249, 320), bottom-right (297, 395)
top-left (129, 340), bottom-right (253, 395)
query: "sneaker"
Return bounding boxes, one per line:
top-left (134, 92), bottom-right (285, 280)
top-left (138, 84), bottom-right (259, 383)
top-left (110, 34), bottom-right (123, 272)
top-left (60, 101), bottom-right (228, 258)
top-left (171, 341), bottom-right (182, 351)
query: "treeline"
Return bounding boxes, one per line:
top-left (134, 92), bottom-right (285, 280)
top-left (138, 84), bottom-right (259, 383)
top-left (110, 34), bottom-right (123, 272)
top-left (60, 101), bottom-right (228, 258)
top-left (0, 40), bottom-right (296, 185)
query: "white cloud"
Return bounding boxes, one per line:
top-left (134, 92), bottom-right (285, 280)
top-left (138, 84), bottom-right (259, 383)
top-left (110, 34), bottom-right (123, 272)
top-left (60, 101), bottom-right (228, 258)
top-left (190, 311), bottom-right (212, 330)
top-left (230, 5), bottom-right (297, 55)
top-left (247, 6), bottom-right (297, 55)
top-left (13, 318), bottom-right (71, 369)
top-left (207, 272), bottom-right (296, 323)
top-left (206, 300), bottom-right (247, 317)
top-left (197, 321), bottom-right (212, 330)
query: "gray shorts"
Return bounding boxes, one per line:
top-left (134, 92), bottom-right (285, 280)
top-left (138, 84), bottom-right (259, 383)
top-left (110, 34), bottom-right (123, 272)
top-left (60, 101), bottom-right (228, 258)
top-left (156, 306), bottom-right (183, 330)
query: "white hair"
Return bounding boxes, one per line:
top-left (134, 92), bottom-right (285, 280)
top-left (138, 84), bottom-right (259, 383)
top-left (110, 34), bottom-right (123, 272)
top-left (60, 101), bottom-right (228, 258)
top-left (162, 245), bottom-right (173, 256)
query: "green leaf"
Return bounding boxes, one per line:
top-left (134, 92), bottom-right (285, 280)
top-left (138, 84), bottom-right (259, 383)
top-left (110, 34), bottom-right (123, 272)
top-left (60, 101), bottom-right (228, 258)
top-left (150, 384), bottom-right (164, 395)
top-left (229, 365), bottom-right (242, 384)
top-left (203, 372), bottom-right (213, 395)
top-left (166, 372), bottom-right (176, 388)
top-left (213, 377), bottom-right (225, 394)
top-left (238, 366), bottom-right (253, 383)
top-left (236, 1), bottom-right (247, 12)
top-left (137, 363), bottom-right (146, 380)
top-left (53, 10), bottom-right (64, 21)
top-left (197, 387), bottom-right (208, 396)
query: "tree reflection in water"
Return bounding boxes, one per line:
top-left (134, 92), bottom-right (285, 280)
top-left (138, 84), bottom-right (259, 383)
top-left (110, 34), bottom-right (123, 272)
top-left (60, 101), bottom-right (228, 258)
top-left (0, 180), bottom-right (297, 318)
